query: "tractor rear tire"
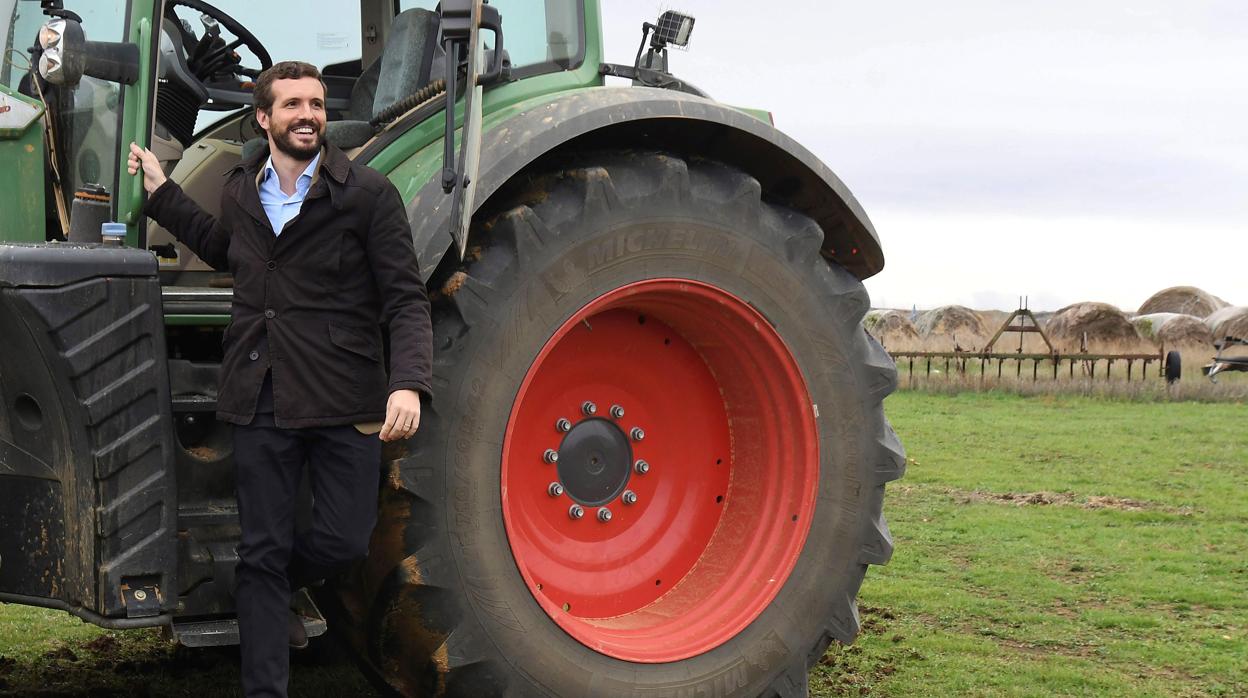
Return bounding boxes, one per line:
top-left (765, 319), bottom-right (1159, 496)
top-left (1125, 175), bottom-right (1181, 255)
top-left (336, 151), bottom-right (905, 697)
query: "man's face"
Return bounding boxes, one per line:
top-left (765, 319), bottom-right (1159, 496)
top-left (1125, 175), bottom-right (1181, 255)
top-left (255, 76), bottom-right (326, 161)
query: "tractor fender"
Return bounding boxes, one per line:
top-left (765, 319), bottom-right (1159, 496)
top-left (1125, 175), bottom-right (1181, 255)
top-left (408, 86), bottom-right (883, 281)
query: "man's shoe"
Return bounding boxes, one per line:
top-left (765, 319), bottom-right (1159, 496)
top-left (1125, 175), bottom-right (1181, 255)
top-left (289, 610), bottom-right (309, 650)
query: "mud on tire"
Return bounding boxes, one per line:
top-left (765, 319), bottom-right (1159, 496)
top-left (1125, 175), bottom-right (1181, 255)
top-left (335, 151), bottom-right (905, 697)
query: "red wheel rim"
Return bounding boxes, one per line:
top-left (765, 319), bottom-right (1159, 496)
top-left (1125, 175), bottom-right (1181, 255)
top-left (501, 279), bottom-right (819, 662)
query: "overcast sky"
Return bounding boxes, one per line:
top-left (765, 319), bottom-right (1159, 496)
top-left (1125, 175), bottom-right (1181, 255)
top-left (601, 2), bottom-right (1248, 312)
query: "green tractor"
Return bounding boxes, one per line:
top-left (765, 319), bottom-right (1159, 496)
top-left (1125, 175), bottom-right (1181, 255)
top-left (0, 0), bottom-right (904, 694)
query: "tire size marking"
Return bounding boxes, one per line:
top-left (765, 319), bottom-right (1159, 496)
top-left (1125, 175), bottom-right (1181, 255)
top-left (585, 226), bottom-right (740, 271)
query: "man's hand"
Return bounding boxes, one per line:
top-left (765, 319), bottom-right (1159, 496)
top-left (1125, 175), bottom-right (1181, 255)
top-left (127, 142), bottom-right (167, 194)
top-left (379, 389), bottom-right (422, 442)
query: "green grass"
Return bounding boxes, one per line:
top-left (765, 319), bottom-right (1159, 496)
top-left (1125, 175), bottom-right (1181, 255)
top-left (812, 391), bottom-right (1248, 697)
top-left (1, 392), bottom-right (1243, 695)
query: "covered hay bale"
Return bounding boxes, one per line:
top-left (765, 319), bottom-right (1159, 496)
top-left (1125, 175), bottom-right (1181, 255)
top-left (1132, 313), bottom-right (1178, 340)
top-left (865, 310), bottom-right (921, 350)
top-left (916, 305), bottom-right (987, 351)
top-left (1047, 302), bottom-right (1146, 353)
top-left (1137, 286), bottom-right (1228, 318)
top-left (1206, 306), bottom-right (1248, 342)
top-left (1148, 314), bottom-right (1208, 349)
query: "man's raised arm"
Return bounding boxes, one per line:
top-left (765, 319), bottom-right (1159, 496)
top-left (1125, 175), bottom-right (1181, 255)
top-left (127, 142), bottom-right (230, 270)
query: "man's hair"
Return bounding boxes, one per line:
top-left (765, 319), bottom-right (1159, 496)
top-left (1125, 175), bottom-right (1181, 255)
top-left (252, 61), bottom-right (326, 115)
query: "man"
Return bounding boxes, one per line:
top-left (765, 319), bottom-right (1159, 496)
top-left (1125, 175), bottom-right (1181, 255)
top-left (128, 61), bottom-right (431, 698)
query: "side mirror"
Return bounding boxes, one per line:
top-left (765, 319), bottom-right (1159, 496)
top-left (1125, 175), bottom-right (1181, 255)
top-left (37, 18), bottom-right (139, 87)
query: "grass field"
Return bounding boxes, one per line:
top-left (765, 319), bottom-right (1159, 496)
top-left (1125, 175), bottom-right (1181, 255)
top-left (1, 391), bottom-right (1243, 696)
top-left (812, 391), bottom-right (1247, 697)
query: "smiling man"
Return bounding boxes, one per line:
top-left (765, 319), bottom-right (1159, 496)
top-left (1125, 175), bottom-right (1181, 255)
top-left (127, 61), bottom-right (431, 698)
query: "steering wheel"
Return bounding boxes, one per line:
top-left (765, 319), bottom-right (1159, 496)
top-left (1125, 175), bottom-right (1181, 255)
top-left (168, 0), bottom-right (272, 108)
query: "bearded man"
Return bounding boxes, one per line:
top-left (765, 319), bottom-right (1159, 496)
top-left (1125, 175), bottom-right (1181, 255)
top-left (127, 61), bottom-right (431, 698)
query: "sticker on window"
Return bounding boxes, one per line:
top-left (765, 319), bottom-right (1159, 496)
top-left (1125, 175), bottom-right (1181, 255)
top-left (317, 33), bottom-right (349, 50)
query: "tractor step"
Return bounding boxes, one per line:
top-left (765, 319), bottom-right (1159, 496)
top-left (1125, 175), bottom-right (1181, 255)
top-left (171, 589), bottom-right (327, 647)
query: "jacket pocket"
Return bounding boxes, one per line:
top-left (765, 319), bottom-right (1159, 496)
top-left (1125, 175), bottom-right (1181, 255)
top-left (328, 323), bottom-right (380, 361)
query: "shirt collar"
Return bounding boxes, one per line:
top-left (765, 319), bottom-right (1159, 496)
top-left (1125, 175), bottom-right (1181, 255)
top-left (260, 149), bottom-right (322, 185)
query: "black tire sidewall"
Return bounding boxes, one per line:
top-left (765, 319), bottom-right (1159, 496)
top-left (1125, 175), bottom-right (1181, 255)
top-left (1165, 350), bottom-right (1181, 382)
top-left (435, 206), bottom-right (877, 694)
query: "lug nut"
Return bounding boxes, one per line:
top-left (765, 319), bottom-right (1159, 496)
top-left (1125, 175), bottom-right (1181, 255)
top-left (597, 508), bottom-right (613, 522)
top-left (568, 504), bottom-right (584, 520)
top-left (622, 490), bottom-right (638, 505)
top-left (547, 482), bottom-right (564, 497)
top-left (610, 404), bottom-right (625, 419)
top-left (556, 418), bottom-right (572, 433)
top-left (630, 427), bottom-right (645, 441)
top-left (544, 449), bottom-right (559, 464)
top-left (634, 459), bottom-right (650, 475)
top-left (582, 401), bottom-right (597, 416)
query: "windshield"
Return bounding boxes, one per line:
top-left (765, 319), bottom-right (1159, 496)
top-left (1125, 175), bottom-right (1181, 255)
top-left (168, 0), bottom-right (365, 133)
top-left (3, 0), bottom-right (128, 224)
top-left (186, 0), bottom-right (584, 134)
top-left (398, 0), bottom-right (583, 77)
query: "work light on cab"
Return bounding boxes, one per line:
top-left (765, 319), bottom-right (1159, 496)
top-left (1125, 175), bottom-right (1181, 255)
top-left (35, 16), bottom-right (139, 87)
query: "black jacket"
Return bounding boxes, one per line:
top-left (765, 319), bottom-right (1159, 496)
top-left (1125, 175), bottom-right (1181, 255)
top-left (145, 143), bottom-right (432, 428)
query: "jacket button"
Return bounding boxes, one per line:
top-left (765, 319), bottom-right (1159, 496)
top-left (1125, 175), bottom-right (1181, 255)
top-left (249, 351), bottom-right (260, 361)
top-left (264, 309), bottom-right (276, 319)
top-left (266, 260), bottom-right (277, 271)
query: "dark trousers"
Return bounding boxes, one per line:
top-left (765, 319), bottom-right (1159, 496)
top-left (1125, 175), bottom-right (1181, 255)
top-left (233, 408), bottom-right (381, 698)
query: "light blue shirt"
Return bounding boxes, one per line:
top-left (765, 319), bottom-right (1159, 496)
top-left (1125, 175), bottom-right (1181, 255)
top-left (257, 151), bottom-right (320, 235)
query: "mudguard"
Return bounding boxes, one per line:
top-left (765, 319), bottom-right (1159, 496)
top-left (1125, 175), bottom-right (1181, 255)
top-left (409, 86), bottom-right (883, 281)
top-left (0, 243), bottom-right (177, 626)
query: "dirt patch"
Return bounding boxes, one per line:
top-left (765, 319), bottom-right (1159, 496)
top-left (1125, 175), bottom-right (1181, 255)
top-left (433, 271), bottom-right (468, 301)
top-left (185, 446), bottom-right (223, 462)
top-left (948, 488), bottom-right (1192, 514)
top-left (82, 636), bottom-right (118, 655)
top-left (815, 605), bottom-right (912, 696)
top-left (42, 646), bottom-right (77, 663)
top-left (989, 634), bottom-right (1102, 659)
top-left (1048, 602), bottom-right (1082, 620)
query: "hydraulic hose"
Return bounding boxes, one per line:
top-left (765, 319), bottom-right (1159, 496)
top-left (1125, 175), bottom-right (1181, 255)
top-left (370, 79), bottom-right (446, 128)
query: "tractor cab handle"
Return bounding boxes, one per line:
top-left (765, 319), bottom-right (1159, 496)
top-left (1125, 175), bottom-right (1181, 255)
top-left (476, 4), bottom-right (509, 86)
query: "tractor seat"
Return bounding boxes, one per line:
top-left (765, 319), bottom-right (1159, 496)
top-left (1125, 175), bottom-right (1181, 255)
top-left (241, 8), bottom-right (441, 160)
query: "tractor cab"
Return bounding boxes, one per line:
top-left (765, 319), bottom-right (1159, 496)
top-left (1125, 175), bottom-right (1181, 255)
top-left (3, 0), bottom-right (588, 263)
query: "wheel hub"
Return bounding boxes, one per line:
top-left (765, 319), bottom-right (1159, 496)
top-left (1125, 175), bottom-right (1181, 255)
top-left (555, 417), bottom-right (633, 506)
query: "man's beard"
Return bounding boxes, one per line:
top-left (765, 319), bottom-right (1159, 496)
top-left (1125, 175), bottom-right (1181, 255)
top-left (271, 118), bottom-right (324, 160)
